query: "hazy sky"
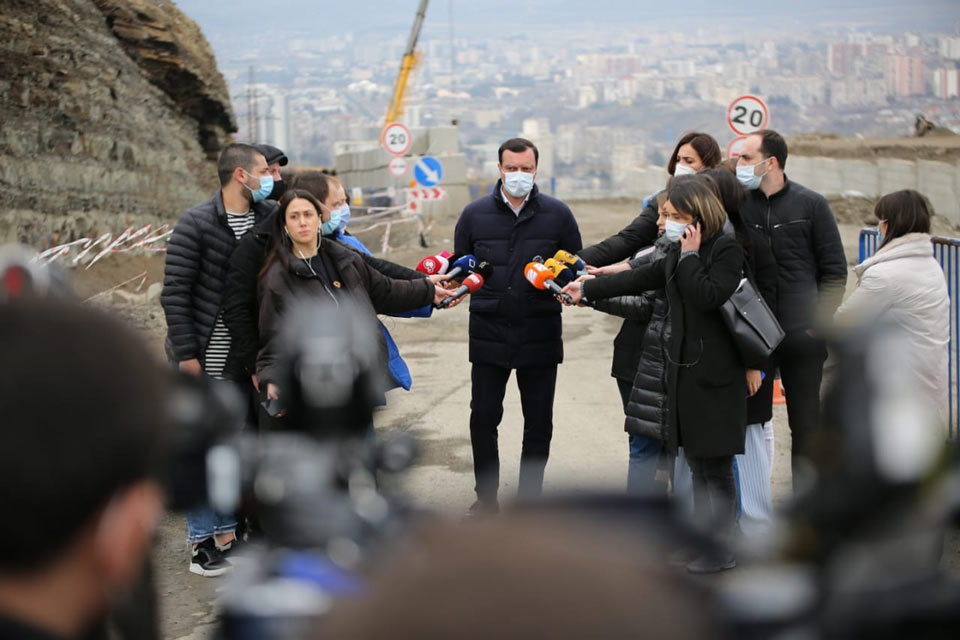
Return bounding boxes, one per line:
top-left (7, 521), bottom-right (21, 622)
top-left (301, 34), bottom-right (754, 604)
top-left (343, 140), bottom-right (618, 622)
top-left (173, 0), bottom-right (960, 45)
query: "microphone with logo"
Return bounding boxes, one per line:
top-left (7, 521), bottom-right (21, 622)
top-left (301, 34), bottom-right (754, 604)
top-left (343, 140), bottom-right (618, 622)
top-left (553, 250), bottom-right (587, 277)
top-left (445, 254), bottom-right (477, 282)
top-left (543, 258), bottom-right (575, 288)
top-left (525, 261), bottom-right (573, 304)
top-left (437, 261), bottom-right (493, 309)
top-left (416, 251), bottom-right (452, 276)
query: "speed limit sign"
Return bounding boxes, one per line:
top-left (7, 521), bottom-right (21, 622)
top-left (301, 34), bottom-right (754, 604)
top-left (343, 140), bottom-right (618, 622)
top-left (726, 135), bottom-right (747, 159)
top-left (726, 95), bottom-right (770, 136)
top-left (381, 122), bottom-right (412, 156)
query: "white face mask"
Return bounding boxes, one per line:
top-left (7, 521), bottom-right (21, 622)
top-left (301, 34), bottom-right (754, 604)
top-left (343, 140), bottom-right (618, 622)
top-left (503, 171), bottom-right (535, 198)
top-left (664, 219), bottom-right (689, 242)
top-left (673, 163), bottom-right (697, 177)
top-left (736, 157), bottom-right (771, 191)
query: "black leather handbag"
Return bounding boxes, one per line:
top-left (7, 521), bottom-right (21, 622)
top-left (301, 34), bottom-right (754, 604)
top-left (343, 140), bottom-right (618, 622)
top-left (720, 274), bottom-right (784, 364)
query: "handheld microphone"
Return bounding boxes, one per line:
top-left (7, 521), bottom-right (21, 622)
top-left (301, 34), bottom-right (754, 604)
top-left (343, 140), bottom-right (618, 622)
top-left (416, 250), bottom-right (452, 276)
top-left (446, 254), bottom-right (477, 281)
top-left (438, 273), bottom-right (484, 308)
top-left (543, 258), bottom-right (574, 288)
top-left (553, 250), bottom-right (587, 277)
top-left (524, 261), bottom-right (573, 304)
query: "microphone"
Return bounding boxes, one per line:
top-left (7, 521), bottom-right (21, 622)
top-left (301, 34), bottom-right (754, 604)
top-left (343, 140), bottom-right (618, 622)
top-left (416, 250), bottom-right (452, 276)
top-left (446, 254), bottom-right (477, 281)
top-left (553, 250), bottom-right (587, 277)
top-left (438, 272), bottom-right (484, 309)
top-left (524, 261), bottom-right (573, 304)
top-left (438, 261), bottom-right (493, 308)
top-left (543, 258), bottom-right (574, 288)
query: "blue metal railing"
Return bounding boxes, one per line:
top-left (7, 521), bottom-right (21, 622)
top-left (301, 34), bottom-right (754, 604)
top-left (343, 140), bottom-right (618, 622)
top-left (859, 228), bottom-right (960, 438)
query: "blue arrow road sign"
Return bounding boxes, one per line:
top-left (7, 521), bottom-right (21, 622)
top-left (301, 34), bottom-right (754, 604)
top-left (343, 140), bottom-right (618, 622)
top-left (414, 156), bottom-right (443, 187)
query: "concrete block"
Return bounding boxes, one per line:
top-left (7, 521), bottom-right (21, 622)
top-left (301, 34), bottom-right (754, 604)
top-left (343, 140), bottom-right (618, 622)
top-left (918, 160), bottom-right (959, 227)
top-left (808, 157), bottom-right (844, 196)
top-left (838, 159), bottom-right (880, 196)
top-left (877, 158), bottom-right (918, 194)
top-left (787, 155), bottom-right (816, 187)
top-left (427, 126), bottom-right (461, 154)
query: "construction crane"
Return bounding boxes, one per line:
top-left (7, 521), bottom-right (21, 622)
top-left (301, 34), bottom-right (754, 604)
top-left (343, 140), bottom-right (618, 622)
top-left (384, 0), bottom-right (428, 128)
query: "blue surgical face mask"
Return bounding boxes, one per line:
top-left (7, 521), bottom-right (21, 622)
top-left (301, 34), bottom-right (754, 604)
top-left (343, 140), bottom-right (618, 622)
top-left (664, 219), bottom-right (688, 242)
top-left (321, 205), bottom-right (348, 236)
top-left (503, 171), bottom-right (535, 198)
top-left (244, 172), bottom-right (274, 203)
top-left (736, 158), bottom-right (770, 191)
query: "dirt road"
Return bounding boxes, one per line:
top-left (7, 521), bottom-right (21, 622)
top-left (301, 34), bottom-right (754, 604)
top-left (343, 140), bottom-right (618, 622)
top-left (69, 199), bottom-right (952, 638)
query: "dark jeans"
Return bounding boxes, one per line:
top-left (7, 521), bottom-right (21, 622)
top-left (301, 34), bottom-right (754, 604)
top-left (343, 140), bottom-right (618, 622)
top-left (774, 331), bottom-right (827, 468)
top-left (470, 363), bottom-right (558, 503)
top-left (616, 378), bottom-right (662, 495)
top-left (687, 455), bottom-right (737, 541)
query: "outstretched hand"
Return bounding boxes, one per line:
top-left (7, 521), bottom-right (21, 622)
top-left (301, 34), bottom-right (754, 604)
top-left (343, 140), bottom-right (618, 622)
top-left (560, 281), bottom-right (583, 306)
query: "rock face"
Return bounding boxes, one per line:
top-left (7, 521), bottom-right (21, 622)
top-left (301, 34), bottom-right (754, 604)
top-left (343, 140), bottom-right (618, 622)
top-left (0, 0), bottom-right (236, 246)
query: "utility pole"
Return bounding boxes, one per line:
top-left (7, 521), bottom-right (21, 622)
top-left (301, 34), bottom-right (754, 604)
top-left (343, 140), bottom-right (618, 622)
top-left (247, 66), bottom-right (260, 141)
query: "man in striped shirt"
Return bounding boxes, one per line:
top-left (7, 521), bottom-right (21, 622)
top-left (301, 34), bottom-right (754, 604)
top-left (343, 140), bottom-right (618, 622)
top-left (161, 143), bottom-right (276, 576)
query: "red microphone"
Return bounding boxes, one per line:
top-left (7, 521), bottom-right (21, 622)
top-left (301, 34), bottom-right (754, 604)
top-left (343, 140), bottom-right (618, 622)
top-left (416, 250), bottom-right (452, 275)
top-left (524, 261), bottom-right (573, 304)
top-left (437, 272), bottom-right (484, 308)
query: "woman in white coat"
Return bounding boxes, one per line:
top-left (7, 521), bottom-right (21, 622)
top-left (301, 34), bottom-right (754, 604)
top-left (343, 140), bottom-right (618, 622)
top-left (835, 190), bottom-right (950, 429)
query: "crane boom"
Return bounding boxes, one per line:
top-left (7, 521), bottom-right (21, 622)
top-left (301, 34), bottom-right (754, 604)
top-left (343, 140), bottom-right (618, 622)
top-left (384, 0), bottom-right (429, 127)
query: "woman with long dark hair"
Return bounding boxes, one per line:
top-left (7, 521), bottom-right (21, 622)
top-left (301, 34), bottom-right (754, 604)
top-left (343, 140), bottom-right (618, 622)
top-left (564, 178), bottom-right (750, 573)
top-left (255, 190), bottom-right (449, 424)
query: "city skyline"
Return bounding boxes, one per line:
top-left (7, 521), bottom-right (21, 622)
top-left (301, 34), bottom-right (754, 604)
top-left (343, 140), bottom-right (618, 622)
top-left (172, 0), bottom-right (960, 199)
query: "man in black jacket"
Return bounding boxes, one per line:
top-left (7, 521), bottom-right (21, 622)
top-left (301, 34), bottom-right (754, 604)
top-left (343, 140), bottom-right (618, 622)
top-left (738, 129), bottom-right (847, 476)
top-left (160, 142), bottom-right (275, 576)
top-left (454, 138), bottom-right (582, 513)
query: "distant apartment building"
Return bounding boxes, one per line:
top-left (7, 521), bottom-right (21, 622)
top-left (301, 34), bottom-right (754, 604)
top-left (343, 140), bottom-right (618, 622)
top-left (932, 68), bottom-right (960, 99)
top-left (884, 55), bottom-right (926, 97)
top-left (828, 42), bottom-right (862, 75)
top-left (828, 78), bottom-right (887, 107)
top-left (941, 36), bottom-right (960, 60)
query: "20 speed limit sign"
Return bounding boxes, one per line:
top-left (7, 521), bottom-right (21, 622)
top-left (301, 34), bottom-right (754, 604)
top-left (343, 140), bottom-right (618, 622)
top-left (726, 95), bottom-right (770, 136)
top-left (381, 122), bottom-right (412, 156)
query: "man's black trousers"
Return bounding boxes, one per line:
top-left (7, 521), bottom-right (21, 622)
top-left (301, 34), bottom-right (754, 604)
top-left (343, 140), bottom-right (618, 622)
top-left (469, 362), bottom-right (558, 503)
top-left (774, 330), bottom-right (828, 474)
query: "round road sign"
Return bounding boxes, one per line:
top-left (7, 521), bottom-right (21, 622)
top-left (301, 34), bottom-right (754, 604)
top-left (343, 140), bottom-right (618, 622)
top-left (381, 122), bottom-right (412, 156)
top-left (726, 95), bottom-right (770, 136)
top-left (388, 156), bottom-right (407, 177)
top-left (726, 135), bottom-right (747, 159)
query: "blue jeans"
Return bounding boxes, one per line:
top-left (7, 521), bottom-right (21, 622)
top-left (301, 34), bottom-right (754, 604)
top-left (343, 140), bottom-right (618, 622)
top-left (186, 507), bottom-right (237, 544)
top-left (617, 378), bottom-right (662, 495)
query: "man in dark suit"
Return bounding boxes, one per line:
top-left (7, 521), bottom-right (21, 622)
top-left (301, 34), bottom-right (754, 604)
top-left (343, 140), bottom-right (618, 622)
top-left (454, 138), bottom-right (582, 514)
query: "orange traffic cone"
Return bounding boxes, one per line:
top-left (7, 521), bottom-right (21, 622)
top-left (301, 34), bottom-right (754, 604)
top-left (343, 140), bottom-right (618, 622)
top-left (773, 378), bottom-right (786, 405)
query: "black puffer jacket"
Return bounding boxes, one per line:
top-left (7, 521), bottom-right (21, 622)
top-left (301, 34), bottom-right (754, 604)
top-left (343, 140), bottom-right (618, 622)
top-left (592, 234), bottom-right (673, 440)
top-left (579, 201), bottom-right (660, 381)
top-left (454, 182), bottom-right (581, 368)
top-left (584, 234), bottom-right (746, 457)
top-left (160, 191), bottom-right (274, 365)
top-left (256, 240), bottom-right (434, 387)
top-left (740, 177), bottom-right (846, 333)
top-left (222, 210), bottom-right (426, 381)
